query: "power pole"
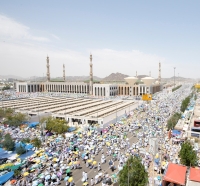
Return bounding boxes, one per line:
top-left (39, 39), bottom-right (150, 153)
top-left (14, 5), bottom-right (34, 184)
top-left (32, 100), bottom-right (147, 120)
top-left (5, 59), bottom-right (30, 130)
top-left (174, 67), bottom-right (176, 88)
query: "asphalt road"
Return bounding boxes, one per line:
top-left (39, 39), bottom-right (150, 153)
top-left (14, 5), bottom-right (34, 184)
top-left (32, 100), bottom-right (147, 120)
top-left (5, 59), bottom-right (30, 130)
top-left (58, 129), bottom-right (138, 186)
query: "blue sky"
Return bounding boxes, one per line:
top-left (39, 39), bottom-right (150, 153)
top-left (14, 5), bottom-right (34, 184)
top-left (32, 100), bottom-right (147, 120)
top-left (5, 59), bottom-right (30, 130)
top-left (0, 0), bottom-right (200, 78)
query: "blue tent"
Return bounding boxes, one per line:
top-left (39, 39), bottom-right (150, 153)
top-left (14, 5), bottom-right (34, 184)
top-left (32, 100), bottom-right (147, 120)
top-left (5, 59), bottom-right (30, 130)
top-left (154, 158), bottom-right (160, 164)
top-left (19, 150), bottom-right (34, 160)
top-left (0, 148), bottom-right (16, 159)
top-left (0, 171), bottom-right (14, 184)
top-left (15, 142), bottom-right (33, 150)
top-left (28, 122), bottom-right (39, 128)
top-left (172, 130), bottom-right (181, 136)
top-left (68, 127), bottom-right (76, 132)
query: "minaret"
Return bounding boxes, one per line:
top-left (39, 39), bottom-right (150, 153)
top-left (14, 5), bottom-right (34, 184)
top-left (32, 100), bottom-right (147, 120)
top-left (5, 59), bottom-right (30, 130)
top-left (136, 71), bottom-right (137, 78)
top-left (89, 54), bottom-right (93, 95)
top-left (63, 64), bottom-right (65, 81)
top-left (149, 71), bottom-right (151, 77)
top-left (46, 56), bottom-right (50, 82)
top-left (158, 62), bottom-right (161, 84)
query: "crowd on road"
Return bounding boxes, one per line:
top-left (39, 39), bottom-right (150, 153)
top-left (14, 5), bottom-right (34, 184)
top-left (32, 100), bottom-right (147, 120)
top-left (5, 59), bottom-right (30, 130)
top-left (0, 84), bottom-right (194, 186)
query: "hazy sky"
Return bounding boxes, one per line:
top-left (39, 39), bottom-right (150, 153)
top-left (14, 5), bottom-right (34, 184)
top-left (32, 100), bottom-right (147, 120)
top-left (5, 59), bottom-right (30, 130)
top-left (0, 1), bottom-right (200, 78)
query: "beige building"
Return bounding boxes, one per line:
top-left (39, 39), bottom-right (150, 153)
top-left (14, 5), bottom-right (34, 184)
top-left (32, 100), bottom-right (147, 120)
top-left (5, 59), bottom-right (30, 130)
top-left (15, 55), bottom-right (163, 96)
top-left (16, 81), bottom-right (90, 94)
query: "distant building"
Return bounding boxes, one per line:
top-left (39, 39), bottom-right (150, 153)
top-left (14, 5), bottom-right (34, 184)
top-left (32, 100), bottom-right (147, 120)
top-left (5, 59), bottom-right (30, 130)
top-left (93, 84), bottom-right (118, 97)
top-left (15, 55), bottom-right (163, 96)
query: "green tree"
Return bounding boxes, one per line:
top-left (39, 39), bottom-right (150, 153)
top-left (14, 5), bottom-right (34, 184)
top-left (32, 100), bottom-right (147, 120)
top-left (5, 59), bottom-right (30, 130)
top-left (21, 138), bottom-right (30, 143)
top-left (4, 112), bottom-right (27, 127)
top-left (31, 137), bottom-right (42, 148)
top-left (181, 96), bottom-right (191, 113)
top-left (2, 134), bottom-right (15, 151)
top-left (14, 169), bottom-right (21, 178)
top-left (2, 85), bottom-right (10, 91)
top-left (167, 112), bottom-right (181, 130)
top-left (16, 145), bottom-right (26, 155)
top-left (45, 117), bottom-right (69, 134)
top-left (119, 156), bottom-right (148, 186)
top-left (179, 141), bottom-right (198, 166)
top-left (0, 108), bottom-right (14, 118)
top-left (172, 85), bottom-right (182, 92)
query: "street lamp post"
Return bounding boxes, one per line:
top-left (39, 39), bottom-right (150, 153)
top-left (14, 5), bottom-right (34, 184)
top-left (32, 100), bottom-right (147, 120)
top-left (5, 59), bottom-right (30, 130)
top-left (174, 67), bottom-right (176, 88)
top-left (178, 73), bottom-right (179, 85)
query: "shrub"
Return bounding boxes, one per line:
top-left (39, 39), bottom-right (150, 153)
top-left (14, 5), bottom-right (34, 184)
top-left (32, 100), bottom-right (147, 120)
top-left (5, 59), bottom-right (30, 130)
top-left (2, 134), bottom-right (15, 151)
top-left (16, 145), bottom-right (26, 155)
top-left (21, 138), bottom-right (30, 143)
top-left (31, 137), bottom-right (42, 148)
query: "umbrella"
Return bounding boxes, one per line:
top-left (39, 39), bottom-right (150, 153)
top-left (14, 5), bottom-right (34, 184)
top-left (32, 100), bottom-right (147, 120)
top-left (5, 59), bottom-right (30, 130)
top-left (87, 159), bottom-right (92, 163)
top-left (53, 163), bottom-right (58, 167)
top-left (66, 169), bottom-right (71, 173)
top-left (57, 172), bottom-right (62, 177)
top-left (83, 182), bottom-right (88, 185)
top-left (92, 161), bottom-right (97, 165)
top-left (53, 158), bottom-right (58, 162)
top-left (32, 180), bottom-right (38, 186)
top-left (112, 174), bottom-right (117, 178)
top-left (44, 171), bottom-right (49, 175)
top-left (23, 172), bottom-right (29, 176)
top-left (10, 180), bottom-right (17, 184)
top-left (45, 175), bottom-right (51, 180)
top-left (51, 174), bottom-right (57, 179)
top-left (68, 177), bottom-right (73, 182)
top-left (38, 184), bottom-right (44, 186)
top-left (68, 162), bottom-right (72, 166)
top-left (74, 161), bottom-right (80, 164)
top-left (64, 176), bottom-right (69, 181)
top-left (38, 174), bottom-right (45, 179)
top-left (106, 142), bottom-right (110, 146)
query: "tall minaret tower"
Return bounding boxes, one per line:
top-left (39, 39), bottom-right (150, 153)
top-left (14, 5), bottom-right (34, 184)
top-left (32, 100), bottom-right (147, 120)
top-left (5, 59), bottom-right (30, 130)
top-left (158, 62), bottom-right (161, 84)
top-left (63, 64), bottom-right (65, 81)
top-left (136, 71), bottom-right (137, 77)
top-left (149, 71), bottom-right (151, 77)
top-left (89, 54), bottom-right (93, 95)
top-left (46, 56), bottom-right (50, 82)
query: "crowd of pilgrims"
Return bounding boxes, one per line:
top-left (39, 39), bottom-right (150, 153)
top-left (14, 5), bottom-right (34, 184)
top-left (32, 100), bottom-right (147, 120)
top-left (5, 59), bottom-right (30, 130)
top-left (10, 84), bottom-right (192, 186)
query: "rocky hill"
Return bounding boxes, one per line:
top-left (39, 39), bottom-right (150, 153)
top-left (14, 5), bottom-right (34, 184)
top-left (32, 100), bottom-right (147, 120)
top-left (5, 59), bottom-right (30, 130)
top-left (101, 72), bottom-right (129, 82)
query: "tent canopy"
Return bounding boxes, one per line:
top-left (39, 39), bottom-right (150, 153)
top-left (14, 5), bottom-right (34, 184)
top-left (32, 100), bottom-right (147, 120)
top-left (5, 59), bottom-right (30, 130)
top-left (28, 122), bottom-right (39, 128)
top-left (163, 163), bottom-right (187, 185)
top-left (189, 167), bottom-right (200, 182)
top-left (0, 171), bottom-right (14, 184)
top-left (172, 130), bottom-right (181, 136)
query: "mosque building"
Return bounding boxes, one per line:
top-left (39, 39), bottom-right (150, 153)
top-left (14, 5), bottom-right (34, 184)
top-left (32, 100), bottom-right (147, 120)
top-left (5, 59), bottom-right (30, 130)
top-left (15, 55), bottom-right (162, 96)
